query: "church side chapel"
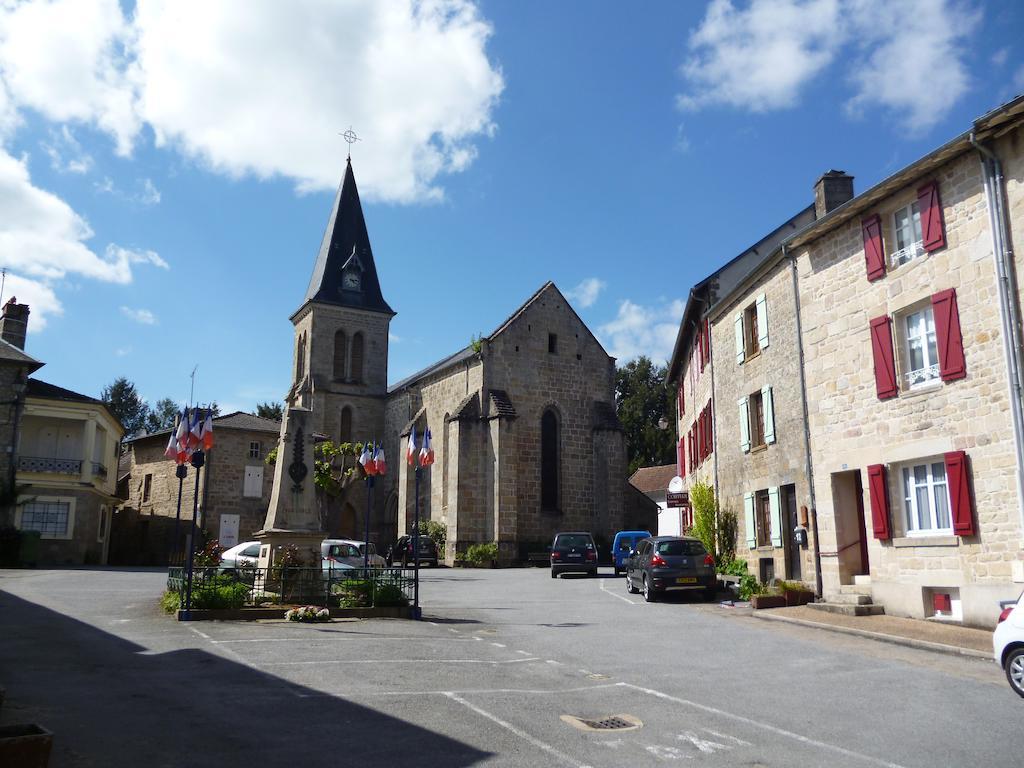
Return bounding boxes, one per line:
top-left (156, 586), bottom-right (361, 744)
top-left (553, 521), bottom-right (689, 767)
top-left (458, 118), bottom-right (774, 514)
top-left (285, 158), bottom-right (652, 563)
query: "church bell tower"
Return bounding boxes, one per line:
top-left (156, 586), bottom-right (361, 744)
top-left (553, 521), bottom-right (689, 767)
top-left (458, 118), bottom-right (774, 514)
top-left (288, 158), bottom-right (395, 449)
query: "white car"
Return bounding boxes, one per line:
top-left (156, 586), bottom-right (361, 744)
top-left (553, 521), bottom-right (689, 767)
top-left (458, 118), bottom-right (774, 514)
top-left (321, 539), bottom-right (386, 573)
top-left (994, 590), bottom-right (1024, 698)
top-left (219, 541), bottom-right (261, 574)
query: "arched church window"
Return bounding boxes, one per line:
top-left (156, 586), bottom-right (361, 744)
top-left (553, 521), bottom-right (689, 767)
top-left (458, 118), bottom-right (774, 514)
top-left (333, 330), bottom-right (348, 380)
top-left (339, 407), bottom-right (352, 443)
top-left (351, 333), bottom-right (365, 383)
top-left (541, 409), bottom-right (560, 512)
top-left (296, 332), bottom-right (307, 382)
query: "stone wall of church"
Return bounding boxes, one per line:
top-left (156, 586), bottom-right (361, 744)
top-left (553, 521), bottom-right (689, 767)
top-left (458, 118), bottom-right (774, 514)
top-left (483, 285), bottom-right (627, 553)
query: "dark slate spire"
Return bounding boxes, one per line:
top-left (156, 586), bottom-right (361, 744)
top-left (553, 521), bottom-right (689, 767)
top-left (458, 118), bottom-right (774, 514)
top-left (301, 159), bottom-right (395, 315)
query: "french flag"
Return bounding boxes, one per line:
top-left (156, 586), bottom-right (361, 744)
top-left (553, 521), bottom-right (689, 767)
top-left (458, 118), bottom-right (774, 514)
top-left (202, 410), bottom-right (214, 451)
top-left (188, 409), bottom-right (204, 449)
top-left (163, 417), bottom-right (179, 460)
top-left (419, 428), bottom-right (435, 467)
top-left (175, 409), bottom-right (191, 461)
top-left (407, 426), bottom-right (418, 466)
top-left (373, 443), bottom-right (387, 476)
top-left (359, 442), bottom-right (374, 475)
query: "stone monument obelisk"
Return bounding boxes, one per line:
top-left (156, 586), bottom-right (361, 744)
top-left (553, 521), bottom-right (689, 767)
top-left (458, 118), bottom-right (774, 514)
top-left (255, 406), bottom-right (323, 570)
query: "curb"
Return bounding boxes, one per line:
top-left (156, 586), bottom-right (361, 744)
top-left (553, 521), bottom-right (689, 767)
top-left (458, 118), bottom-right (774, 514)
top-left (752, 611), bottom-right (992, 660)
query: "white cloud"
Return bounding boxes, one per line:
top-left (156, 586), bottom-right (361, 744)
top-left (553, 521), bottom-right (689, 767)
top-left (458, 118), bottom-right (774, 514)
top-left (139, 178), bottom-right (160, 205)
top-left (0, 0), bottom-right (503, 204)
top-left (388, 331), bottom-right (402, 343)
top-left (41, 126), bottom-right (93, 174)
top-left (991, 47), bottom-right (1009, 68)
top-left (567, 277), bottom-right (606, 308)
top-left (0, 149), bottom-right (167, 327)
top-left (114, 345), bottom-right (132, 357)
top-left (0, 272), bottom-right (60, 332)
top-left (678, 0), bottom-right (979, 133)
top-left (598, 298), bottom-right (685, 366)
top-left (120, 305), bottom-right (157, 325)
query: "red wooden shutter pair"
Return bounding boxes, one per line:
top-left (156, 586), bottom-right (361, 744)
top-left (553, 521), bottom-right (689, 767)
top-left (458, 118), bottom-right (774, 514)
top-left (869, 316), bottom-right (898, 399)
top-left (867, 453), bottom-right (975, 539)
top-left (706, 402), bottom-right (713, 456)
top-left (677, 437), bottom-right (686, 478)
top-left (932, 288), bottom-right (966, 381)
top-left (918, 181), bottom-right (946, 252)
top-left (862, 215), bottom-right (885, 281)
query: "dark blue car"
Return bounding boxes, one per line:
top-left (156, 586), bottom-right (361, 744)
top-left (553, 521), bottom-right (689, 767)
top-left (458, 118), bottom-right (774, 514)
top-left (612, 530), bottom-right (651, 575)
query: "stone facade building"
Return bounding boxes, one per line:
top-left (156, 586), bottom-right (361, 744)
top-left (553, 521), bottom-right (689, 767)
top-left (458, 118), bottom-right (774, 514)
top-left (117, 412), bottom-right (279, 563)
top-left (284, 160), bottom-right (639, 561)
top-left (666, 95), bottom-right (1024, 627)
top-left (0, 300), bottom-right (42, 520)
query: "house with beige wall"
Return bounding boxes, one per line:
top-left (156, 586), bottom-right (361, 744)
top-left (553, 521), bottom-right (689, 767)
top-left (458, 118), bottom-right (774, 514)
top-left (788, 98), bottom-right (1024, 627)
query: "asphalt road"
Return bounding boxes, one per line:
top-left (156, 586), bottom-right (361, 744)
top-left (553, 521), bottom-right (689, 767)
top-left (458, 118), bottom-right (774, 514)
top-left (1, 565), bottom-right (1021, 767)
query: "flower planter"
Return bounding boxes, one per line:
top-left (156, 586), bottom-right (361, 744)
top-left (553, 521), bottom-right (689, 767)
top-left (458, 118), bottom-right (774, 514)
top-left (784, 590), bottom-right (815, 607)
top-left (750, 594), bottom-right (787, 610)
top-left (0, 723), bottom-right (53, 768)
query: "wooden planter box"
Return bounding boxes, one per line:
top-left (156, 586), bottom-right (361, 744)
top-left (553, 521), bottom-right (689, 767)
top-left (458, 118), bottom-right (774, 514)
top-left (784, 590), bottom-right (815, 606)
top-left (751, 594), bottom-right (787, 610)
top-left (0, 724), bottom-right (53, 768)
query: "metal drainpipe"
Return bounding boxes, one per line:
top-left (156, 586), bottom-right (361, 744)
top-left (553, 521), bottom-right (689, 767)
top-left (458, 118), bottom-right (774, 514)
top-left (970, 132), bottom-right (1024, 529)
top-left (785, 245), bottom-right (823, 598)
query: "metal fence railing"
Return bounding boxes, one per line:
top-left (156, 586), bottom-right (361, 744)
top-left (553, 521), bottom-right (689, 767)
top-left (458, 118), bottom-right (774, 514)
top-left (167, 565), bottom-right (415, 609)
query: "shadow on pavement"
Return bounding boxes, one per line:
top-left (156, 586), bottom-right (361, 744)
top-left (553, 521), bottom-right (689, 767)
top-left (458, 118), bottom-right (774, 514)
top-left (0, 590), bottom-right (490, 768)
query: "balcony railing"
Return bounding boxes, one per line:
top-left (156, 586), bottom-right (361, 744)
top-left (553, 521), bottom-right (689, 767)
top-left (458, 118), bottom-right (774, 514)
top-left (19, 456), bottom-right (82, 474)
top-left (905, 363), bottom-right (940, 388)
top-left (889, 240), bottom-right (924, 269)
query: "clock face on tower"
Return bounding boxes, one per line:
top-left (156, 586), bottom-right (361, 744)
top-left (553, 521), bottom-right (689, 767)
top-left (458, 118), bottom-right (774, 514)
top-left (342, 269), bottom-right (361, 291)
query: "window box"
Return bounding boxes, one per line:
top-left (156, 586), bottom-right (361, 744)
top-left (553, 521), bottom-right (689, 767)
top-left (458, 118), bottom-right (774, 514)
top-left (750, 594), bottom-right (786, 610)
top-left (784, 589), bottom-right (815, 606)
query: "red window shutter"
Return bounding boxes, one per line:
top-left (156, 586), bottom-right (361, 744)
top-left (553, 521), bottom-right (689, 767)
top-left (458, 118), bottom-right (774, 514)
top-left (945, 451), bottom-right (975, 536)
top-left (679, 382), bottom-right (685, 415)
top-left (862, 214), bottom-right (886, 281)
top-left (707, 402), bottom-right (713, 456)
top-left (932, 288), bottom-right (966, 381)
top-left (918, 180), bottom-right (946, 252)
top-left (677, 437), bottom-right (685, 478)
top-left (870, 316), bottom-right (898, 399)
top-left (867, 464), bottom-right (891, 540)
top-left (698, 414), bottom-right (705, 463)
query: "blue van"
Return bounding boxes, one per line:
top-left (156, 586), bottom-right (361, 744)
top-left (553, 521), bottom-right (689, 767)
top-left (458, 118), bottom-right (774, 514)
top-left (612, 530), bottom-right (652, 575)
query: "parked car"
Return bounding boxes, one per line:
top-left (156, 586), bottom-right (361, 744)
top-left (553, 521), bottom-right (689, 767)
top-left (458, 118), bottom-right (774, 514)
top-left (386, 535), bottom-right (439, 567)
top-left (550, 531), bottom-right (598, 578)
top-left (994, 590), bottom-right (1024, 698)
top-left (219, 541), bottom-right (261, 576)
top-left (624, 536), bottom-right (716, 602)
top-left (321, 539), bottom-right (385, 569)
top-left (612, 530), bottom-right (651, 576)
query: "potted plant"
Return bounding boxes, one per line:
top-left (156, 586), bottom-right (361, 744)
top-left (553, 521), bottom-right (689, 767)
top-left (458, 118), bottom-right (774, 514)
top-left (748, 581), bottom-right (786, 609)
top-left (778, 580), bottom-right (815, 606)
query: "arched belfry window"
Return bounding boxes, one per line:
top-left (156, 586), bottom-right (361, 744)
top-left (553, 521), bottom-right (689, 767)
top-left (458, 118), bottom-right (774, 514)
top-left (333, 330), bottom-right (348, 380)
top-left (296, 332), bottom-right (307, 382)
top-left (351, 332), bottom-right (365, 383)
top-left (541, 409), bottom-right (560, 512)
top-left (339, 407), bottom-right (352, 443)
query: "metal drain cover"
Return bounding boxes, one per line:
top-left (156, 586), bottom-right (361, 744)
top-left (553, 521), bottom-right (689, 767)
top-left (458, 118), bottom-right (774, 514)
top-left (561, 714), bottom-right (642, 732)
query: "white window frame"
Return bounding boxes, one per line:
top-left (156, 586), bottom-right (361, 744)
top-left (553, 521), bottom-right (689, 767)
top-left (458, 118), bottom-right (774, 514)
top-left (249, 441), bottom-right (261, 459)
top-left (901, 306), bottom-right (940, 390)
top-left (901, 460), bottom-right (952, 535)
top-left (890, 201), bottom-right (924, 268)
top-left (15, 495), bottom-right (77, 540)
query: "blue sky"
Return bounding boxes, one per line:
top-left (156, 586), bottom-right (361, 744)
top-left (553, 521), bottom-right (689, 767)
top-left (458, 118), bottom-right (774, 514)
top-left (1, 0), bottom-right (1021, 415)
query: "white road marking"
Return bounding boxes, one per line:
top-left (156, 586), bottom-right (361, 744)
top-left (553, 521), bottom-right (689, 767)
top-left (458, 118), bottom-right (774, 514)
top-left (646, 744), bottom-right (692, 760)
top-left (374, 683), bottom-right (622, 697)
top-left (516, 650), bottom-right (531, 656)
top-left (599, 578), bottom-right (638, 604)
top-left (545, 659), bottom-right (562, 666)
top-left (445, 692), bottom-right (593, 768)
top-left (211, 636), bottom-right (477, 644)
top-left (701, 728), bottom-right (751, 746)
top-left (620, 683), bottom-right (909, 768)
top-left (676, 732), bottom-right (729, 754)
top-left (185, 625), bottom-right (305, 698)
top-left (262, 657), bottom-right (542, 667)
top-left (491, 642), bottom-right (506, 648)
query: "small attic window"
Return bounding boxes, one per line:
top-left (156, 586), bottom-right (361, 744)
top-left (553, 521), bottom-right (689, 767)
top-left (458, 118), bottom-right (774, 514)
top-left (548, 334), bottom-right (557, 354)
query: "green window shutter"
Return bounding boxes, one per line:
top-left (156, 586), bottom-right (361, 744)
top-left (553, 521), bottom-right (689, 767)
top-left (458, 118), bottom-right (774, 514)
top-left (734, 314), bottom-right (744, 364)
top-left (762, 385), bottom-right (776, 445)
top-left (744, 492), bottom-right (756, 548)
top-left (738, 397), bottom-right (750, 453)
top-left (768, 486), bottom-right (782, 547)
top-left (756, 293), bottom-right (769, 349)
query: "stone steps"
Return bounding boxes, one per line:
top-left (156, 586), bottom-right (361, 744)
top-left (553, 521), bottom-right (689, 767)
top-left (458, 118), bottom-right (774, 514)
top-left (806, 602), bottom-right (886, 617)
top-left (807, 581), bottom-right (884, 616)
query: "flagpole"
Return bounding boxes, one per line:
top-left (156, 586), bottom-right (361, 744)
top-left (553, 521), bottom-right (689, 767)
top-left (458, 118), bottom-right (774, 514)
top-left (182, 448), bottom-right (205, 621)
top-left (171, 463), bottom-right (187, 563)
top-left (413, 463), bottom-right (420, 620)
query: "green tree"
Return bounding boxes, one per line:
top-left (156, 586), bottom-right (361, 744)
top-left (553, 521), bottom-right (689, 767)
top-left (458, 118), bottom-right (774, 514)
top-left (101, 377), bottom-right (149, 438)
top-left (615, 356), bottom-right (675, 475)
top-left (145, 398), bottom-right (179, 433)
top-left (256, 401), bottom-right (284, 421)
top-left (690, 481), bottom-right (717, 558)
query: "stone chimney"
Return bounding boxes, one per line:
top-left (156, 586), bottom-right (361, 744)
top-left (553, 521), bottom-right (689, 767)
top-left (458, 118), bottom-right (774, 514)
top-left (0, 297), bottom-right (29, 350)
top-left (814, 170), bottom-right (854, 219)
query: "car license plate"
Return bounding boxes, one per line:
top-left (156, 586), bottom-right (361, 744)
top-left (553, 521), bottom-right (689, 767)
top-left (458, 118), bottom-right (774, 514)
top-left (676, 577), bottom-right (697, 584)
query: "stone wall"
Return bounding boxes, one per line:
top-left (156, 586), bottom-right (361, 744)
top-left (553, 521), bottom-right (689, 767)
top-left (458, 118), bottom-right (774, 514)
top-left (712, 257), bottom-right (815, 584)
top-left (796, 149), bottom-right (1023, 626)
top-left (0, 364), bottom-right (27, 525)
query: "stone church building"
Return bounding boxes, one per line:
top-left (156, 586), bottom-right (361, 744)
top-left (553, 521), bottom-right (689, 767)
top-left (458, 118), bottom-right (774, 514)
top-left (285, 159), bottom-right (653, 562)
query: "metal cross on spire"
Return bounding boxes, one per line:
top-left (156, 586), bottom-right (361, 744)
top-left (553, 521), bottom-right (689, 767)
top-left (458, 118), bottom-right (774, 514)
top-left (340, 126), bottom-right (361, 160)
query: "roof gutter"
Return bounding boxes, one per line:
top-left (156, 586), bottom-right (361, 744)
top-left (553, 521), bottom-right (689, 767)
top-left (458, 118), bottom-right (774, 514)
top-left (969, 130), bottom-right (1024, 529)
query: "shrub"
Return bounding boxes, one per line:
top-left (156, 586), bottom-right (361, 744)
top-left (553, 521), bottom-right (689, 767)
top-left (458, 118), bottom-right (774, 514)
top-left (465, 542), bottom-right (499, 565)
top-left (716, 508), bottom-right (738, 565)
top-left (333, 578), bottom-right (372, 608)
top-left (373, 582), bottom-right (409, 607)
top-left (690, 481), bottom-right (717, 558)
top-left (716, 557), bottom-right (748, 577)
top-left (193, 539), bottom-right (225, 568)
top-left (191, 573), bottom-right (249, 609)
top-left (417, 520), bottom-right (447, 554)
top-left (160, 590), bottom-right (181, 614)
top-left (738, 573), bottom-right (766, 601)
